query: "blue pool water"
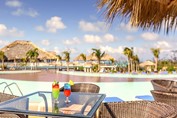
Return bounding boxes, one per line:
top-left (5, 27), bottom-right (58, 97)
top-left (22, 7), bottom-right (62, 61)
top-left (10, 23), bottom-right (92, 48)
top-left (0, 77), bottom-right (153, 101)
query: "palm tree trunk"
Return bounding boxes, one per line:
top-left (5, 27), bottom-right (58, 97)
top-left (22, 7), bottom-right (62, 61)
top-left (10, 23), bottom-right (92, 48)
top-left (155, 58), bottom-right (158, 71)
top-left (2, 59), bottom-right (4, 70)
top-left (131, 59), bottom-right (133, 72)
top-left (30, 60), bottom-right (33, 70)
top-left (98, 60), bottom-right (100, 72)
top-left (14, 59), bottom-right (16, 67)
top-left (128, 59), bottom-right (130, 73)
top-left (67, 62), bottom-right (69, 71)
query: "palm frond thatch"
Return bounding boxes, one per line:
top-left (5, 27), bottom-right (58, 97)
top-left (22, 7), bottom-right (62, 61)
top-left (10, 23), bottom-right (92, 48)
top-left (0, 40), bottom-right (57, 60)
top-left (97, 0), bottom-right (177, 34)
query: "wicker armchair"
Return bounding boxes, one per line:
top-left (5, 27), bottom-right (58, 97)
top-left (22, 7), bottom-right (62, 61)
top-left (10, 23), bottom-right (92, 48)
top-left (99, 101), bottom-right (176, 118)
top-left (151, 79), bottom-right (177, 92)
top-left (0, 92), bottom-right (18, 102)
top-left (60, 83), bottom-right (100, 93)
top-left (0, 92), bottom-right (26, 118)
top-left (151, 90), bottom-right (177, 112)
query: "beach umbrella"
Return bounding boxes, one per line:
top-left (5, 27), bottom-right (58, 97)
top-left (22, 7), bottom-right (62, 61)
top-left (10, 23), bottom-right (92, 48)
top-left (74, 54), bottom-right (86, 61)
top-left (74, 55), bottom-right (83, 61)
top-left (86, 54), bottom-right (97, 61)
top-left (139, 60), bottom-right (155, 67)
top-left (87, 53), bottom-right (115, 61)
top-left (97, 0), bottom-right (177, 34)
top-left (101, 54), bottom-right (115, 61)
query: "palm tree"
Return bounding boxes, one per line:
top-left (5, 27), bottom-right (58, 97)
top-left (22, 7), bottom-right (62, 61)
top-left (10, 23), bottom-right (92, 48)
top-left (62, 51), bottom-right (70, 71)
top-left (79, 53), bottom-right (86, 62)
top-left (56, 55), bottom-right (62, 65)
top-left (132, 55), bottom-right (140, 72)
top-left (151, 48), bottom-right (160, 71)
top-left (123, 47), bottom-right (133, 73)
top-left (26, 48), bottom-right (39, 70)
top-left (21, 57), bottom-right (27, 70)
top-left (97, 0), bottom-right (177, 34)
top-left (0, 51), bottom-right (5, 70)
top-left (91, 48), bottom-right (105, 71)
top-left (109, 58), bottom-right (115, 65)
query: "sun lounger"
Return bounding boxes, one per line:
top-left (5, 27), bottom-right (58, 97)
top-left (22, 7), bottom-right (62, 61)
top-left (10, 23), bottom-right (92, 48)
top-left (99, 68), bottom-right (106, 73)
top-left (159, 71), bottom-right (168, 75)
top-left (103, 97), bottom-right (124, 103)
top-left (172, 71), bottom-right (177, 74)
top-left (141, 72), bottom-right (147, 74)
top-left (135, 95), bottom-right (154, 101)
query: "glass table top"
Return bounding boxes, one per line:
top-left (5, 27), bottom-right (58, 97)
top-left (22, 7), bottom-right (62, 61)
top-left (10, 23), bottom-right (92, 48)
top-left (0, 91), bottom-right (106, 118)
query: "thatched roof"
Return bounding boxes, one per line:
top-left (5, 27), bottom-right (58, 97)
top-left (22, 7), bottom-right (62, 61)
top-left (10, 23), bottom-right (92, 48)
top-left (97, 0), bottom-right (177, 34)
top-left (86, 53), bottom-right (114, 61)
top-left (139, 60), bottom-right (155, 67)
top-left (101, 54), bottom-right (115, 61)
top-left (0, 40), bottom-right (57, 60)
top-left (86, 54), bottom-right (97, 61)
top-left (74, 55), bottom-right (84, 61)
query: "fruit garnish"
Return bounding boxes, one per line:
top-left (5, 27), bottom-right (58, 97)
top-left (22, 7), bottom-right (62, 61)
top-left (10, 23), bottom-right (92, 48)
top-left (52, 80), bottom-right (59, 88)
top-left (69, 80), bottom-right (74, 86)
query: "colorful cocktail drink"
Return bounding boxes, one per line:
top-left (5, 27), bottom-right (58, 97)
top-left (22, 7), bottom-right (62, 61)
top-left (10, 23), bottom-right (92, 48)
top-left (64, 83), bottom-right (71, 103)
top-left (52, 81), bottom-right (60, 103)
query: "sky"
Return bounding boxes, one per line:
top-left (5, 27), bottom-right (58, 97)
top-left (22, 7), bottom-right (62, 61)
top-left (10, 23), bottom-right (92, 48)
top-left (0, 0), bottom-right (177, 62)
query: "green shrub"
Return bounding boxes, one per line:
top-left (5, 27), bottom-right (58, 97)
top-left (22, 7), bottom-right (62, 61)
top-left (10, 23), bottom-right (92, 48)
top-left (92, 64), bottom-right (99, 72)
top-left (75, 66), bottom-right (84, 71)
top-left (167, 65), bottom-right (175, 73)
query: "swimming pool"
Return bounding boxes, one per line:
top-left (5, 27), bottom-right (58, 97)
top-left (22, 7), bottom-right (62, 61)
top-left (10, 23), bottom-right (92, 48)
top-left (1, 70), bottom-right (175, 101)
top-left (0, 77), bottom-right (153, 101)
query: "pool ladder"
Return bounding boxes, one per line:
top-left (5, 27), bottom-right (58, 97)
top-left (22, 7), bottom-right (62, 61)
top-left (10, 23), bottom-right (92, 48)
top-left (0, 82), bottom-right (23, 96)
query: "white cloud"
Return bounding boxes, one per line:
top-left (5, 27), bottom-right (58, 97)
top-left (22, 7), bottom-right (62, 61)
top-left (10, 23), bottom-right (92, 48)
top-left (0, 24), bottom-right (24, 37)
top-left (54, 47), bottom-right (60, 54)
top-left (5, 0), bottom-right (22, 7)
top-left (69, 48), bottom-right (77, 54)
top-left (46, 16), bottom-right (66, 33)
top-left (12, 8), bottom-right (23, 16)
top-left (119, 22), bottom-right (138, 32)
top-left (126, 35), bottom-right (134, 41)
top-left (35, 26), bottom-right (45, 32)
top-left (86, 49), bottom-right (93, 54)
top-left (103, 33), bottom-right (115, 42)
top-left (0, 40), bottom-right (10, 46)
top-left (84, 34), bottom-right (102, 43)
top-left (79, 20), bottom-right (107, 32)
top-left (12, 8), bottom-right (38, 17)
top-left (99, 45), bottom-right (124, 54)
top-left (41, 39), bottom-right (50, 46)
top-left (141, 32), bottom-right (159, 40)
top-left (154, 41), bottom-right (171, 49)
top-left (27, 8), bottom-right (38, 17)
top-left (63, 37), bottom-right (80, 45)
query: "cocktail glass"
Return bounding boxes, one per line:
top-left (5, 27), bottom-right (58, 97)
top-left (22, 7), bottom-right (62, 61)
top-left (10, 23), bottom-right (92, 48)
top-left (64, 83), bottom-right (71, 103)
top-left (52, 82), bottom-right (60, 103)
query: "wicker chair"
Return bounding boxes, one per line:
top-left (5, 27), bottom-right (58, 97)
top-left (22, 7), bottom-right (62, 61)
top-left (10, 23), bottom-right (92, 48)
top-left (151, 79), bottom-right (177, 92)
top-left (99, 101), bottom-right (176, 118)
top-left (0, 92), bottom-right (26, 118)
top-left (60, 83), bottom-right (100, 93)
top-left (151, 90), bottom-right (177, 113)
top-left (0, 92), bottom-right (18, 102)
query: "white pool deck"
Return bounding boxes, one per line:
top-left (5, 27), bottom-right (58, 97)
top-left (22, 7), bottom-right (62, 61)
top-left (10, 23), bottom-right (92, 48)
top-left (1, 70), bottom-right (176, 101)
top-left (57, 71), bottom-right (177, 78)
